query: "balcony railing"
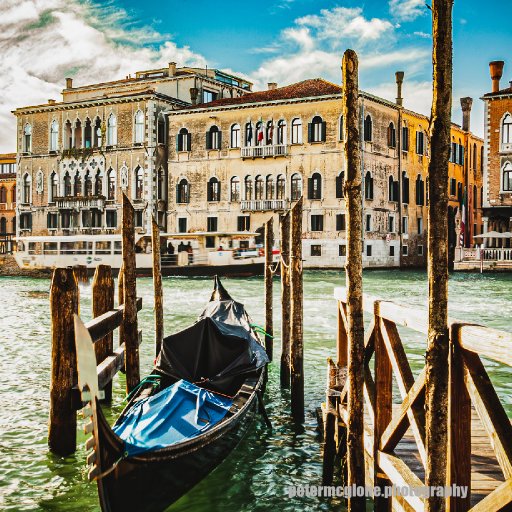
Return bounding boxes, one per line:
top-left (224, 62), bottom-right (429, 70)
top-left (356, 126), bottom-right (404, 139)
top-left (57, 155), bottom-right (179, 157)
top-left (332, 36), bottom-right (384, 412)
top-left (241, 144), bottom-right (288, 158)
top-left (55, 195), bottom-right (105, 210)
top-left (241, 199), bottom-right (288, 211)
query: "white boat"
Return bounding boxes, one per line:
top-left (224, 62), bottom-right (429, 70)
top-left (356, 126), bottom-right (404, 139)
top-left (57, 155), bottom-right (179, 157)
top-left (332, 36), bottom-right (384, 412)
top-left (14, 232), bottom-right (273, 277)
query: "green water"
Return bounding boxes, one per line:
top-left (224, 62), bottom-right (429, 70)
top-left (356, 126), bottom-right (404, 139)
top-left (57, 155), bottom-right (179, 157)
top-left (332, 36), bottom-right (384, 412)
top-left (0, 270), bottom-right (510, 511)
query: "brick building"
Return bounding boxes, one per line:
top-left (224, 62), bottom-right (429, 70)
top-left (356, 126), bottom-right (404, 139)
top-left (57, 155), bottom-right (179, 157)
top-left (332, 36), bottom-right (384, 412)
top-left (0, 153), bottom-right (17, 251)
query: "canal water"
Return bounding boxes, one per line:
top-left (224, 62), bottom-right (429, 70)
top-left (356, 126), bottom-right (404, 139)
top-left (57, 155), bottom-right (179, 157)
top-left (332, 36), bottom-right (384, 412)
top-left (0, 270), bottom-right (510, 511)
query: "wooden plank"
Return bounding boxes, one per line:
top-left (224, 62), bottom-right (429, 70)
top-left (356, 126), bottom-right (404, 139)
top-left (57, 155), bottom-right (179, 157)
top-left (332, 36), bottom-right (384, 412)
top-left (459, 325), bottom-right (512, 368)
top-left (469, 479), bottom-right (512, 512)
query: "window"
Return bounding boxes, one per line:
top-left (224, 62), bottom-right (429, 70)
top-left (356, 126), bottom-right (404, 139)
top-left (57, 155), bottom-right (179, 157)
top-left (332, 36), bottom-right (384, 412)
top-left (74, 119), bottom-right (82, 148)
top-left (84, 118), bottom-right (92, 148)
top-left (134, 210), bottom-right (143, 228)
top-left (450, 178), bottom-right (457, 196)
top-left (64, 120), bottom-right (72, 149)
top-left (230, 176), bottom-right (241, 202)
top-left (176, 178), bottom-right (190, 203)
top-left (134, 110), bottom-right (144, 144)
top-left (276, 175), bottom-right (285, 199)
top-left (458, 140), bottom-right (464, 165)
top-left (336, 172), bottom-right (344, 199)
top-left (308, 172), bottom-right (322, 200)
top-left (457, 182), bottom-right (463, 203)
top-left (390, 245), bottom-right (395, 257)
top-left (366, 244), bottom-right (372, 257)
top-left (11, 185), bottom-right (16, 203)
top-left (365, 214), bottom-right (372, 232)
top-left (416, 130), bottom-right (424, 155)
top-left (417, 217), bottom-right (423, 234)
top-left (245, 123), bottom-right (254, 146)
top-left (402, 171), bottom-right (409, 203)
top-left (503, 162), bottom-right (512, 191)
top-left (177, 128), bottom-right (191, 152)
top-left (291, 118), bottom-right (302, 144)
top-left (157, 168), bottom-right (165, 200)
top-left (291, 173), bottom-right (302, 200)
top-left (311, 215), bottom-right (323, 231)
top-left (339, 244), bottom-right (346, 257)
top-left (237, 216), bottom-right (250, 232)
top-left (107, 169), bottom-right (115, 200)
top-left (202, 90), bottom-right (218, 103)
top-left (364, 172), bottom-right (373, 200)
top-left (207, 177), bottom-right (220, 201)
top-left (107, 113), bottom-right (117, 146)
top-left (472, 143), bottom-right (477, 171)
top-left (0, 187), bottom-right (6, 203)
top-left (402, 216), bottom-right (409, 234)
top-left (336, 214), bottom-right (346, 231)
top-left (20, 212), bottom-right (32, 230)
top-left (339, 116), bottom-right (344, 141)
top-left (244, 176), bottom-right (253, 200)
top-left (84, 171), bottom-right (93, 197)
top-left (389, 176), bottom-right (399, 202)
top-left (178, 218), bottom-right (187, 233)
top-left (50, 172), bottom-right (58, 202)
top-left (418, 245), bottom-right (424, 256)
top-left (93, 117), bottom-right (102, 147)
top-left (450, 139), bottom-right (456, 163)
top-left (388, 122), bottom-right (396, 148)
top-left (266, 175), bottom-right (275, 200)
top-left (311, 245), bottom-right (322, 256)
top-left (64, 172), bottom-right (72, 197)
top-left (74, 172), bottom-right (82, 196)
top-left (22, 174), bottom-right (31, 203)
top-left (308, 116), bottom-right (326, 143)
top-left (502, 113), bottom-right (512, 145)
top-left (134, 167), bottom-right (143, 199)
top-left (255, 121), bottom-right (263, 146)
top-left (230, 124), bottom-right (241, 148)
top-left (157, 116), bottom-right (166, 145)
top-left (106, 210), bottom-right (117, 228)
top-left (473, 185), bottom-right (477, 209)
top-left (416, 175), bottom-right (425, 205)
top-left (402, 124), bottom-right (409, 151)
top-left (91, 209), bottom-right (102, 228)
top-left (388, 215), bottom-right (395, 233)
top-left (363, 115), bottom-right (372, 142)
top-left (207, 216), bottom-right (218, 232)
top-left (402, 245), bottom-right (408, 256)
top-left (277, 120), bottom-right (286, 145)
top-left (206, 125), bottom-right (221, 150)
top-left (50, 120), bottom-right (58, 151)
top-left (61, 211), bottom-right (70, 229)
top-left (266, 121), bottom-right (274, 145)
top-left (23, 124), bottom-right (32, 153)
top-left (254, 175), bottom-right (264, 200)
top-left (94, 171), bottom-right (102, 196)
top-left (205, 236), bottom-right (215, 248)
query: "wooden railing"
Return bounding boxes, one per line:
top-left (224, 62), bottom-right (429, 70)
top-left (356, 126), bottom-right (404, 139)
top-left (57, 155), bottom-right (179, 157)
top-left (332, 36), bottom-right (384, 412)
top-left (323, 287), bottom-right (512, 511)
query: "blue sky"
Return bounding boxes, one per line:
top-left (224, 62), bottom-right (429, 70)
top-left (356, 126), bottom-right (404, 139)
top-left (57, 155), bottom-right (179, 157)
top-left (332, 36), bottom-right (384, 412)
top-left (0, 0), bottom-right (511, 150)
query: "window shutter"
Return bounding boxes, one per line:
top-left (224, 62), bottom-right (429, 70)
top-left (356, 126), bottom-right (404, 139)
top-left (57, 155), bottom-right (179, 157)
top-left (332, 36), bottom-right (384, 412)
top-left (307, 123), bottom-right (313, 143)
top-left (307, 178), bottom-right (313, 199)
top-left (317, 177), bottom-right (322, 199)
top-left (176, 135), bottom-right (181, 152)
top-left (28, 214), bottom-right (32, 230)
top-left (319, 216), bottom-right (324, 231)
top-left (207, 183), bottom-right (212, 202)
top-left (176, 184), bottom-right (180, 203)
top-left (217, 131), bottom-right (222, 149)
top-left (237, 216), bottom-right (243, 232)
top-left (186, 133), bottom-right (192, 152)
top-left (206, 131), bottom-right (212, 150)
top-left (394, 181), bottom-right (399, 202)
top-left (336, 175), bottom-right (343, 198)
top-left (321, 122), bottom-right (326, 142)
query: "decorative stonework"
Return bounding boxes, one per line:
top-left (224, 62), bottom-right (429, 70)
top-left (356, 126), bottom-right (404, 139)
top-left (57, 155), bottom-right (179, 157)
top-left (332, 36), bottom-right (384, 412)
top-left (35, 169), bottom-right (44, 194)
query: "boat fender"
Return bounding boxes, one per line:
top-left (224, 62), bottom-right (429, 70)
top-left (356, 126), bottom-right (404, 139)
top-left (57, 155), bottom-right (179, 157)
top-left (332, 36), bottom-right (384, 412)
top-left (256, 389), bottom-right (272, 430)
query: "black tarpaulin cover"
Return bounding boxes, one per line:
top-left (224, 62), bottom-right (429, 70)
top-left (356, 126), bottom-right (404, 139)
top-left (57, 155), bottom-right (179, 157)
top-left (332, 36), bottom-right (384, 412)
top-left (155, 278), bottom-right (268, 395)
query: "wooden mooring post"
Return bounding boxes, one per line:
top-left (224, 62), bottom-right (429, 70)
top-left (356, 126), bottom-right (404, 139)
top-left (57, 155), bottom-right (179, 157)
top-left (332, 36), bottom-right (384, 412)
top-left (264, 217), bottom-right (274, 361)
top-left (280, 212), bottom-right (291, 388)
top-left (152, 217), bottom-right (164, 357)
top-left (290, 198), bottom-right (304, 422)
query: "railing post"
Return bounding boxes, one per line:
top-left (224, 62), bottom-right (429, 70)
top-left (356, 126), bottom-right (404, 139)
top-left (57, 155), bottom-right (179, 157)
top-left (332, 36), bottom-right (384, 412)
top-left (92, 265), bottom-right (114, 402)
top-left (48, 268), bottom-right (79, 455)
top-left (447, 323), bottom-right (471, 512)
top-left (152, 217), bottom-right (164, 357)
top-left (373, 301), bottom-right (393, 511)
top-left (264, 217), bottom-right (274, 361)
top-left (280, 212), bottom-right (291, 388)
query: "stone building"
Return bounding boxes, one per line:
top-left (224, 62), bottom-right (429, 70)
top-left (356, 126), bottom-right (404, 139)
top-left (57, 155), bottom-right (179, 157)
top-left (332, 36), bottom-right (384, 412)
top-left (0, 153), bottom-right (17, 246)
top-left (481, 60), bottom-right (512, 235)
top-left (13, 64), bottom-right (252, 239)
top-left (166, 75), bottom-right (483, 268)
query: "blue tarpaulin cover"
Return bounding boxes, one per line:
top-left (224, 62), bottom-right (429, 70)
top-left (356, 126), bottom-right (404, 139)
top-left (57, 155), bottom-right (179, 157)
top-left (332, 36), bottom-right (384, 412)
top-left (112, 380), bottom-right (233, 456)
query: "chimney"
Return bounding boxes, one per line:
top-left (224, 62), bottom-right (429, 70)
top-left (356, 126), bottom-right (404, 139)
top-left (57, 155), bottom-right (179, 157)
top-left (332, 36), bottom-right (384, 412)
top-left (460, 97), bottom-right (473, 132)
top-left (65, 77), bottom-right (73, 89)
top-left (489, 60), bottom-right (504, 93)
top-left (190, 87), bottom-right (199, 106)
top-left (395, 71), bottom-right (404, 106)
top-left (268, 82), bottom-right (277, 91)
top-left (48, 99), bottom-right (56, 105)
top-left (168, 62), bottom-right (177, 77)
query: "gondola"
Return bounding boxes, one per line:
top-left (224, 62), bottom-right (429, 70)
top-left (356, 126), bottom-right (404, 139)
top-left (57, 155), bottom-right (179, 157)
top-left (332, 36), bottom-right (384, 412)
top-left (74, 277), bottom-right (269, 512)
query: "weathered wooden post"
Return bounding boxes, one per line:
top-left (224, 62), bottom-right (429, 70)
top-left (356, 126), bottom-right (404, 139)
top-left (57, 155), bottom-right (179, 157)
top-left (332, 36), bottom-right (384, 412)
top-left (152, 217), bottom-right (164, 357)
top-left (122, 194), bottom-right (139, 393)
top-left (290, 197), bottom-right (304, 422)
top-left (48, 267), bottom-right (79, 455)
top-left (73, 264), bottom-right (88, 284)
top-left (92, 264), bottom-right (114, 402)
top-left (343, 48), bottom-right (366, 511)
top-left (280, 212), bottom-right (291, 388)
top-left (264, 217), bottom-right (274, 361)
top-left (426, 2), bottom-right (453, 510)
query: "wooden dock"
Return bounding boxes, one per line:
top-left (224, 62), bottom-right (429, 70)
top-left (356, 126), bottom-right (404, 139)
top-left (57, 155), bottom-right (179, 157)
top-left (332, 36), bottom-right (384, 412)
top-left (322, 288), bottom-right (512, 511)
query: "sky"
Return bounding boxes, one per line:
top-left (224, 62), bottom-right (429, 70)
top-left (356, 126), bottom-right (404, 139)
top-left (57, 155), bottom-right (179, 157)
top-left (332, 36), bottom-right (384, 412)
top-left (1, 0), bottom-right (511, 152)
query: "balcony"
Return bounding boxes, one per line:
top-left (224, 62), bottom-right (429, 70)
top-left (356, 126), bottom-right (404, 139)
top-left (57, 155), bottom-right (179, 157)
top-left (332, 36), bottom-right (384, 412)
top-left (241, 199), bottom-right (288, 211)
top-left (55, 195), bottom-right (105, 210)
top-left (241, 144), bottom-right (288, 159)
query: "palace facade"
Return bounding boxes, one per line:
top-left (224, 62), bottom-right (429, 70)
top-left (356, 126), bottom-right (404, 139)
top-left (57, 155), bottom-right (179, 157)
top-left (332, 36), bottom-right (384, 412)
top-left (0, 153), bottom-right (17, 239)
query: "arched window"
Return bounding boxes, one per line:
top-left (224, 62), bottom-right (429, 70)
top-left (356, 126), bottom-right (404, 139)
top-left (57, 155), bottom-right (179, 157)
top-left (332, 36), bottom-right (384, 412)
top-left (50, 120), bottom-right (59, 151)
top-left (134, 167), bottom-right (143, 199)
top-left (73, 172), bottom-right (81, 196)
top-left (23, 124), bottom-right (32, 153)
top-left (11, 217), bottom-right (15, 233)
top-left (74, 119), bottom-right (82, 148)
top-left (84, 171), bottom-right (93, 197)
top-left (83, 118), bottom-right (94, 149)
top-left (458, 138), bottom-right (464, 165)
top-left (339, 116), bottom-right (344, 141)
top-left (402, 171), bottom-right (409, 203)
top-left (276, 174), bottom-right (285, 200)
top-left (107, 113), bottom-right (117, 146)
top-left (502, 161), bottom-right (512, 191)
top-left (0, 187), bottom-right (6, 203)
top-left (157, 168), bottom-right (165, 200)
top-left (176, 178), bottom-right (190, 203)
top-left (107, 169), bottom-right (115, 200)
top-left (11, 185), bottom-right (16, 204)
top-left (230, 176), bottom-right (240, 202)
top-left (308, 116), bottom-right (325, 143)
top-left (255, 121), bottom-right (263, 146)
top-left (230, 124), bottom-right (241, 148)
top-left (266, 121), bottom-right (274, 145)
top-left (472, 143), bottom-right (477, 171)
top-left (502, 113), bottom-right (512, 145)
top-left (244, 176), bottom-right (253, 200)
top-left (277, 120), bottom-right (287, 145)
top-left (245, 122), bottom-right (254, 146)
top-left (64, 120), bottom-right (72, 149)
top-left (177, 128), bottom-right (190, 152)
top-left (291, 173), bottom-right (302, 200)
top-left (206, 125), bottom-right (221, 150)
top-left (64, 172), bottom-right (72, 197)
top-left (254, 175), bottom-right (264, 200)
top-left (388, 122), bottom-right (396, 148)
top-left (416, 174), bottom-right (425, 205)
top-left (50, 172), bottom-right (58, 202)
top-left (23, 174), bottom-right (31, 203)
top-left (157, 115), bottom-right (166, 145)
top-left (336, 171), bottom-right (344, 199)
top-left (473, 184), bottom-right (477, 209)
top-left (94, 170), bottom-right (103, 196)
top-left (207, 177), bottom-right (220, 201)
top-left (364, 171), bottom-right (373, 200)
top-left (0, 217), bottom-right (6, 234)
top-left (402, 122), bottom-right (409, 151)
top-left (364, 115), bottom-right (372, 142)
top-left (266, 175), bottom-right (275, 200)
top-left (93, 117), bottom-right (102, 147)
top-left (291, 118), bottom-right (303, 144)
top-left (134, 110), bottom-right (144, 143)
top-left (308, 172), bottom-right (322, 199)
top-left (389, 175), bottom-right (399, 202)
top-left (416, 129), bottom-right (425, 155)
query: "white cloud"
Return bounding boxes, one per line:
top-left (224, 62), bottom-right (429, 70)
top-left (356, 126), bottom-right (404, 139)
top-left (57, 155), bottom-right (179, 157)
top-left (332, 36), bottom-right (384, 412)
top-left (414, 31), bottom-right (431, 39)
top-left (389, 0), bottom-right (427, 22)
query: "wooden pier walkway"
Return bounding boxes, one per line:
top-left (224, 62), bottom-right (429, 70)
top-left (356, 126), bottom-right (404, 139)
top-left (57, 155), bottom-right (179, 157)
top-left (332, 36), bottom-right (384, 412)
top-left (322, 288), bottom-right (512, 511)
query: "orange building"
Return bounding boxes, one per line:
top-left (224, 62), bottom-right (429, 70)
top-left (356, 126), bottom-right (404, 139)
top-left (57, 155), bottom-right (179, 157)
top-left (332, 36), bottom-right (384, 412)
top-left (0, 153), bottom-right (17, 252)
